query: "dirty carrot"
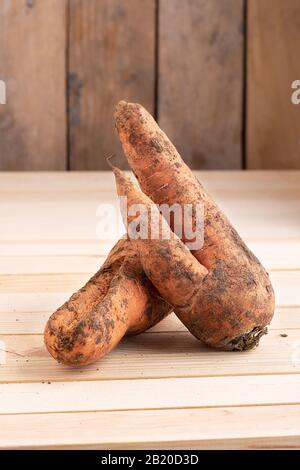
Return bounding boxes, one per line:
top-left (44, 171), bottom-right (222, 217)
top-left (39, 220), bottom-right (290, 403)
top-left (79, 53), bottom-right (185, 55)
top-left (44, 238), bottom-right (171, 366)
top-left (115, 101), bottom-right (275, 350)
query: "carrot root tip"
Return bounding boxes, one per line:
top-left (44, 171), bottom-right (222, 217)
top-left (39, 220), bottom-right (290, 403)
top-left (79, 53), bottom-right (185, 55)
top-left (220, 326), bottom-right (268, 352)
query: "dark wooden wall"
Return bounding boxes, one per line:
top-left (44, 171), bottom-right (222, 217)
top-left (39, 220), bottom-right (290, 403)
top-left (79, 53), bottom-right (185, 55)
top-left (0, 0), bottom-right (299, 170)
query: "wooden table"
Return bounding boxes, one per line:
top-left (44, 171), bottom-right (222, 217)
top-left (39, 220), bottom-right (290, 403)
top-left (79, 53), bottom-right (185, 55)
top-left (0, 171), bottom-right (300, 450)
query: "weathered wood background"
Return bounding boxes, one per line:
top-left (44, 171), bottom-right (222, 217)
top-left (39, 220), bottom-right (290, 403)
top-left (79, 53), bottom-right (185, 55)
top-left (0, 0), bottom-right (299, 170)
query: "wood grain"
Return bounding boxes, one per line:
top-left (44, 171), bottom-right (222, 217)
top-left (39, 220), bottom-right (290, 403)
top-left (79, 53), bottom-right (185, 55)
top-left (0, 0), bottom-right (67, 170)
top-left (0, 171), bottom-right (299, 449)
top-left (1, 190), bottom-right (299, 243)
top-left (1, 242), bottom-right (300, 273)
top-left (247, 0), bottom-right (300, 169)
top-left (1, 374), bottom-right (300, 415)
top-left (0, 171), bottom-right (299, 192)
top-left (2, 237), bottom-right (289, 268)
top-left (1, 405), bottom-right (300, 449)
top-left (0, 269), bottom-right (298, 307)
top-left (0, 329), bottom-right (298, 383)
top-left (0, 255), bottom-right (104, 274)
top-left (68, 0), bottom-right (155, 170)
top-left (158, 0), bottom-right (244, 169)
top-left (0, 307), bottom-right (298, 335)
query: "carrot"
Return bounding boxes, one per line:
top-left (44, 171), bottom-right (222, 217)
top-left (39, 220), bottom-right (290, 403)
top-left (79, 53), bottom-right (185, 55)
top-left (112, 166), bottom-right (208, 311)
top-left (44, 238), bottom-right (171, 366)
top-left (114, 101), bottom-right (275, 350)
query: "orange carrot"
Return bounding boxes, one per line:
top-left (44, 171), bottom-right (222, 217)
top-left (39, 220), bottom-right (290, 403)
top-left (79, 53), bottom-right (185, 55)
top-left (44, 238), bottom-right (171, 366)
top-left (115, 101), bottom-right (275, 350)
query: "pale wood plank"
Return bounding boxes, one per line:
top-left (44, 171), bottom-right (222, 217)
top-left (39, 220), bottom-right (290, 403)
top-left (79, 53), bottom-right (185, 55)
top-left (0, 170), bottom-right (296, 189)
top-left (0, 200), bottom-right (124, 242)
top-left (2, 188), bottom-right (299, 203)
top-left (0, 172), bottom-right (119, 192)
top-left (0, 256), bottom-right (105, 275)
top-left (0, 190), bottom-right (120, 203)
top-left (0, 307), bottom-right (298, 336)
top-left (159, 0), bottom-right (243, 169)
top-left (0, 171), bottom-right (299, 192)
top-left (247, 241), bottom-right (300, 271)
top-left (247, 0), bottom-right (300, 169)
top-left (271, 271), bottom-right (300, 307)
top-left (0, 242), bottom-right (110, 257)
top-left (217, 195), bottom-right (300, 242)
top-left (0, 329), bottom-right (299, 383)
top-left (0, 307), bottom-right (297, 336)
top-left (0, 273), bottom-right (90, 293)
top-left (1, 241), bottom-right (299, 271)
top-left (1, 374), bottom-right (300, 415)
top-left (38, 436), bottom-right (300, 450)
top-left (0, 171), bottom-right (138, 192)
top-left (0, 271), bottom-right (298, 307)
top-left (0, 0), bottom-right (66, 170)
top-left (0, 241), bottom-right (300, 274)
top-left (0, 311), bottom-right (49, 334)
top-left (195, 170), bottom-right (300, 191)
top-left (151, 308), bottom-right (300, 334)
top-left (0, 293), bottom-right (70, 313)
top-left (68, 0), bottom-right (155, 170)
top-left (0, 173), bottom-right (298, 246)
top-left (1, 190), bottom-right (298, 242)
top-left (1, 405), bottom-right (300, 449)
